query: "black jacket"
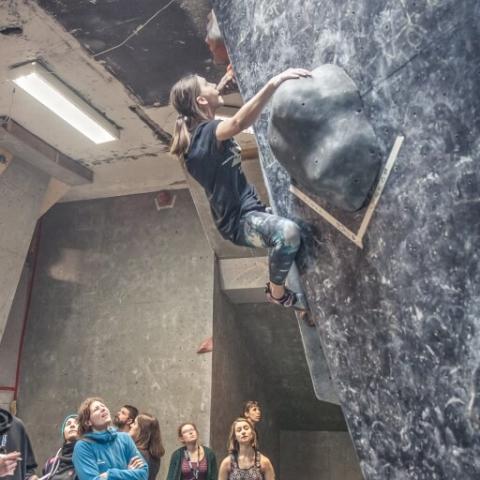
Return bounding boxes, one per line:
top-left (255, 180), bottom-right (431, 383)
top-left (43, 441), bottom-right (78, 480)
top-left (1, 415), bottom-right (37, 480)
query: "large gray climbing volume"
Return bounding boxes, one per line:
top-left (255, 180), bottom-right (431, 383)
top-left (268, 64), bottom-right (381, 211)
top-left (212, 0), bottom-right (480, 479)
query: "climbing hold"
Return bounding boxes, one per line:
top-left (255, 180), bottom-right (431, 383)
top-left (268, 64), bottom-right (381, 211)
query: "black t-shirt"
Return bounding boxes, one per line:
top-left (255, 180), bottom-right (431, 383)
top-left (185, 120), bottom-right (265, 242)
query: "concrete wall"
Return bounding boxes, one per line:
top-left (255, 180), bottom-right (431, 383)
top-left (0, 158), bottom-right (49, 340)
top-left (235, 304), bottom-right (346, 432)
top-left (0, 263), bottom-right (32, 410)
top-left (211, 271), bottom-right (280, 471)
top-left (280, 431), bottom-right (363, 480)
top-left (16, 190), bottom-right (214, 480)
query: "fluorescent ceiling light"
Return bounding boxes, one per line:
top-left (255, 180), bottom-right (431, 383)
top-left (9, 62), bottom-right (119, 144)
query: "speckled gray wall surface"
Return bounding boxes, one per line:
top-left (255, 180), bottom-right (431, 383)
top-left (17, 190), bottom-right (214, 480)
top-left (212, 1), bottom-right (480, 478)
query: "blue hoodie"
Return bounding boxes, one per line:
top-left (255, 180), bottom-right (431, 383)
top-left (73, 428), bottom-right (148, 480)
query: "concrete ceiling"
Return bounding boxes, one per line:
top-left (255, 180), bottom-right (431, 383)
top-left (0, 1), bottom-right (259, 202)
top-left (37, 0), bottom-right (220, 106)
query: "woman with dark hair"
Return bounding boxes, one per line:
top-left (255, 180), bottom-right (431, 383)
top-left (72, 397), bottom-right (147, 480)
top-left (169, 68), bottom-right (311, 310)
top-left (218, 418), bottom-right (274, 480)
top-left (42, 414), bottom-right (79, 480)
top-left (166, 422), bottom-right (217, 480)
top-left (130, 414), bottom-right (165, 480)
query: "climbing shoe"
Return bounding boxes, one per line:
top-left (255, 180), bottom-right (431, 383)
top-left (265, 283), bottom-right (305, 310)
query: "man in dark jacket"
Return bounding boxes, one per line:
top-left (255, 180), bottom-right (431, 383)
top-left (0, 409), bottom-right (37, 480)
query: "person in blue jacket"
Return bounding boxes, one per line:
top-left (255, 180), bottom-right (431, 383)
top-left (73, 397), bottom-right (148, 480)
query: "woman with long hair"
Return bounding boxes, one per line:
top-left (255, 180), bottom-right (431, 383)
top-left (130, 414), bottom-right (165, 480)
top-left (169, 68), bottom-right (311, 309)
top-left (218, 418), bottom-right (274, 480)
top-left (166, 422), bottom-right (217, 480)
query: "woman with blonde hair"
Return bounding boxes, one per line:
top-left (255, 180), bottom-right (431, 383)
top-left (166, 422), bottom-right (217, 480)
top-left (130, 414), bottom-right (165, 480)
top-left (218, 418), bottom-right (274, 480)
top-left (169, 67), bottom-right (310, 310)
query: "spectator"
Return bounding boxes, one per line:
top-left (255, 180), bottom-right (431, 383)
top-left (73, 398), bottom-right (147, 480)
top-left (114, 405), bottom-right (138, 433)
top-left (242, 401), bottom-right (262, 427)
top-left (166, 422), bottom-right (217, 480)
top-left (218, 418), bottom-right (275, 480)
top-left (0, 408), bottom-right (37, 480)
top-left (130, 414), bottom-right (165, 480)
top-left (42, 414), bottom-right (79, 480)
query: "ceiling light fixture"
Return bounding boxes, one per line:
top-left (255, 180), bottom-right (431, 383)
top-left (9, 61), bottom-right (119, 144)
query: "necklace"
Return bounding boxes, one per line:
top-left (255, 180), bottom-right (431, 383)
top-left (185, 445), bottom-right (201, 480)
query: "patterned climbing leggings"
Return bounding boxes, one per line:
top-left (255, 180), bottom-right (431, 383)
top-left (235, 210), bottom-right (301, 285)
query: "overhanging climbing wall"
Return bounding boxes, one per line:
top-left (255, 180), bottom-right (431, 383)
top-left (212, 1), bottom-right (480, 478)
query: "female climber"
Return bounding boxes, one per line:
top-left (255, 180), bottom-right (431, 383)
top-left (169, 67), bottom-right (311, 308)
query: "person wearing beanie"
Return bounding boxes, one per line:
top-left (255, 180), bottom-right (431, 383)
top-left (42, 414), bottom-right (79, 480)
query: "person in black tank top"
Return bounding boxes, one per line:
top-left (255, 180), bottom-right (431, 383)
top-left (218, 418), bottom-right (274, 480)
top-left (170, 68), bottom-right (311, 310)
